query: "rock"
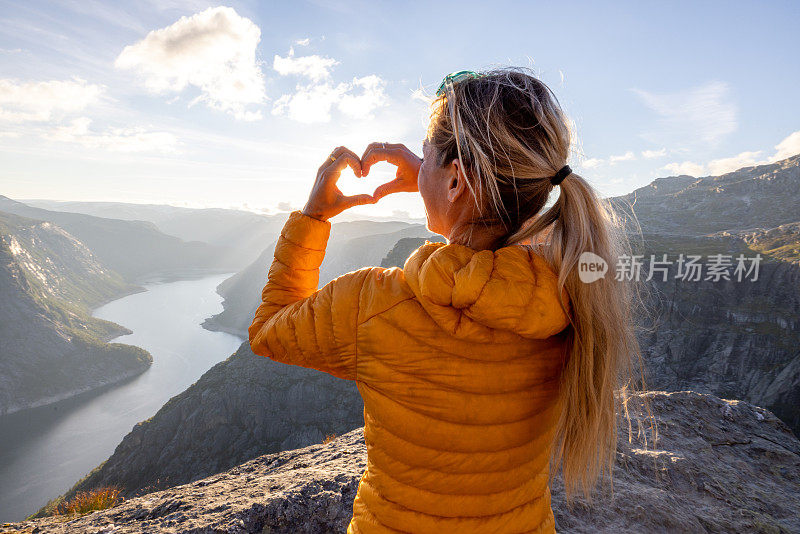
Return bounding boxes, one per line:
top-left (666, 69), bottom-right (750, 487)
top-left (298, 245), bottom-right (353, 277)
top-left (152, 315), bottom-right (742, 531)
top-left (3, 391), bottom-right (797, 533)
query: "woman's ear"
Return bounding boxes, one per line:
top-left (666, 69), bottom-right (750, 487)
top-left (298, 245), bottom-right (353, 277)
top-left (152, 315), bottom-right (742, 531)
top-left (446, 158), bottom-right (467, 203)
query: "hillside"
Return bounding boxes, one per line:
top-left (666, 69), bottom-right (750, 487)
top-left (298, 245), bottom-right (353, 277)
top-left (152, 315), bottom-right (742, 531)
top-left (0, 210), bottom-right (152, 415)
top-left (0, 196), bottom-right (237, 282)
top-left (8, 391), bottom-right (799, 533)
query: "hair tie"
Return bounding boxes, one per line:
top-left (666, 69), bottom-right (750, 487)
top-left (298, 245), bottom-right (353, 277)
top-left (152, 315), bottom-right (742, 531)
top-left (551, 165), bottom-right (571, 186)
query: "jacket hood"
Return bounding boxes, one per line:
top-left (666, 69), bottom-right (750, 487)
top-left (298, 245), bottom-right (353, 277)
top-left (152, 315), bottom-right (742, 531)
top-left (403, 240), bottom-right (571, 342)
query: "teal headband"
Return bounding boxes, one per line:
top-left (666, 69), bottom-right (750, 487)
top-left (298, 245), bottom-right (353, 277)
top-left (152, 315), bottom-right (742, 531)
top-left (435, 70), bottom-right (482, 97)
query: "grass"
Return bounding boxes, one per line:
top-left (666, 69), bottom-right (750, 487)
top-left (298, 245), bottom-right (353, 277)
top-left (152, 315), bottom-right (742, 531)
top-left (49, 485), bottom-right (124, 519)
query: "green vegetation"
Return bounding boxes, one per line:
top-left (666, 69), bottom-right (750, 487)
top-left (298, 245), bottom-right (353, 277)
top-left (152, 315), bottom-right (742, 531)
top-left (52, 486), bottom-right (123, 518)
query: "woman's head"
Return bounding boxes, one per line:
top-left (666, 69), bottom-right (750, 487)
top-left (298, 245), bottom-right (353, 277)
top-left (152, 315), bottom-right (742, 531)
top-left (421, 66), bottom-right (656, 505)
top-left (420, 68), bottom-right (571, 249)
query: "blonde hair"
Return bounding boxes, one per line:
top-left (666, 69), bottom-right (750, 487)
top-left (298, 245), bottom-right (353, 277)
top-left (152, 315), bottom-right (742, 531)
top-left (426, 66), bottom-right (657, 505)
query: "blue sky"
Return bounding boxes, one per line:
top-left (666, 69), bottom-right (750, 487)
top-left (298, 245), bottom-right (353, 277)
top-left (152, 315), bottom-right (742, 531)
top-left (1, 0), bottom-right (798, 220)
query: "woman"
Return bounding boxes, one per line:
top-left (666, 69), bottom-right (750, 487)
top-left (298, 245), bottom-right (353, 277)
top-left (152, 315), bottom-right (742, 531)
top-left (249, 67), bottom-right (651, 533)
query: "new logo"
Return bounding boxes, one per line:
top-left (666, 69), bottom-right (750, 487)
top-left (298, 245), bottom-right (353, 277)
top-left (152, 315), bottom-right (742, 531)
top-left (578, 252), bottom-right (608, 283)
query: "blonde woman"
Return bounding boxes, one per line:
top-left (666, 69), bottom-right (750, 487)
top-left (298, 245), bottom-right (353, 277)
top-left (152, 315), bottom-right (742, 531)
top-left (249, 67), bottom-right (651, 533)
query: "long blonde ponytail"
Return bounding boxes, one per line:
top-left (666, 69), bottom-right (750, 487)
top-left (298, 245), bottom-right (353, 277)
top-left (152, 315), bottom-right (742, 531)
top-left (426, 65), bottom-right (657, 505)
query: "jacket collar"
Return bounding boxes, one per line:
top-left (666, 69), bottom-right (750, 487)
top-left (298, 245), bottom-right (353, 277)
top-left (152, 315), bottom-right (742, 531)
top-left (403, 241), bottom-right (571, 342)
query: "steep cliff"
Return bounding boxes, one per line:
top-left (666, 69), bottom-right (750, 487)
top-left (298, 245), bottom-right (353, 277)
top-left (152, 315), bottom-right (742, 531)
top-left (7, 391), bottom-right (798, 533)
top-left (609, 157), bottom-right (800, 436)
top-left (640, 251), bottom-right (800, 434)
top-left (0, 210), bottom-right (152, 415)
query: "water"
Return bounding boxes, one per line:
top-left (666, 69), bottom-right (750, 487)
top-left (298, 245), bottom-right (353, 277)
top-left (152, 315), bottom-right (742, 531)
top-left (0, 272), bottom-right (244, 523)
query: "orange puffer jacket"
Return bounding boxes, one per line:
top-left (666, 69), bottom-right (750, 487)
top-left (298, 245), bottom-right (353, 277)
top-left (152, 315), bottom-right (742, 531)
top-left (249, 210), bottom-right (571, 534)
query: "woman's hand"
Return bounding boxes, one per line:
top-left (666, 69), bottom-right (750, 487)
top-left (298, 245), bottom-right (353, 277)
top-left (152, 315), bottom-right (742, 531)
top-left (360, 142), bottom-right (422, 201)
top-left (302, 146), bottom-right (377, 222)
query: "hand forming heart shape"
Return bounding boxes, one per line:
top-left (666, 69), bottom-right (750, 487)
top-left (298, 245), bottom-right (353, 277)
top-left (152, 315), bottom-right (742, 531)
top-left (301, 142), bottom-right (422, 222)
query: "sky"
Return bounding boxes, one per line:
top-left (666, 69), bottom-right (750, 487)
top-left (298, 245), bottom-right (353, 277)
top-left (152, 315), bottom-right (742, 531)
top-left (0, 0), bottom-right (798, 221)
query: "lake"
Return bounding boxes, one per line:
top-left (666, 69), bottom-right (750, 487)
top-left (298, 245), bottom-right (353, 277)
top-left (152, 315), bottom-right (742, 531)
top-left (0, 272), bottom-right (244, 523)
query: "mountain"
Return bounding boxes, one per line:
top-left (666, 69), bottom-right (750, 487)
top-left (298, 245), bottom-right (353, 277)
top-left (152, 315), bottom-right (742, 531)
top-left (19, 200), bottom-right (290, 269)
top-left (605, 156), bottom-right (800, 436)
top-left (0, 210), bottom-right (152, 415)
top-left (202, 220), bottom-right (439, 337)
top-left (611, 154), bottom-right (800, 235)
top-left (0, 196), bottom-right (236, 282)
top-left (12, 391), bottom-right (799, 533)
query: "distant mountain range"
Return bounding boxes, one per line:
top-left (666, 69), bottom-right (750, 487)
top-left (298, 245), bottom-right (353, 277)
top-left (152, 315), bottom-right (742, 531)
top-left (19, 200), bottom-right (290, 270)
top-left (611, 154), bottom-right (800, 237)
top-left (0, 210), bottom-right (151, 415)
top-left (0, 196), bottom-right (238, 282)
top-left (20, 200), bottom-right (429, 269)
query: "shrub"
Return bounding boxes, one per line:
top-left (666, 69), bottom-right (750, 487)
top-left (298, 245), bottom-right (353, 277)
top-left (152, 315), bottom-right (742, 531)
top-left (52, 486), bottom-right (123, 518)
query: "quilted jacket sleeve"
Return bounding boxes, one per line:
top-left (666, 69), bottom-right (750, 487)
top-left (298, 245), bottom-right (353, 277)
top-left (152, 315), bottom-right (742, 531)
top-left (248, 209), bottom-right (372, 381)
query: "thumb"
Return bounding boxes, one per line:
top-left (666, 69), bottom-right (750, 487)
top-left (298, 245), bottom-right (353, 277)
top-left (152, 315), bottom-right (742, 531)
top-left (344, 194), bottom-right (378, 209)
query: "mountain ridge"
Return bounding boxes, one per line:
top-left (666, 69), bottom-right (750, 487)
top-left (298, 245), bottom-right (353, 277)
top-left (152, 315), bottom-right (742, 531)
top-left (0, 209), bottom-right (153, 415)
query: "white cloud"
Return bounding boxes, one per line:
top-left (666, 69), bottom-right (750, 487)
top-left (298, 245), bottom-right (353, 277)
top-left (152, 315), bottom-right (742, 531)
top-left (270, 45), bottom-right (387, 123)
top-left (662, 161), bottom-right (706, 176)
top-left (115, 6), bottom-right (266, 121)
top-left (632, 81), bottom-right (737, 146)
top-left (0, 77), bottom-right (103, 122)
top-left (294, 37), bottom-right (311, 46)
top-left (46, 117), bottom-right (178, 153)
top-left (772, 131), bottom-right (800, 160)
top-left (609, 151), bottom-right (635, 164)
top-left (272, 75), bottom-right (387, 124)
top-left (641, 148), bottom-right (667, 159)
top-left (271, 83), bottom-right (345, 123)
top-left (272, 48), bottom-right (339, 81)
top-left (663, 130), bottom-right (800, 177)
top-left (580, 157), bottom-right (603, 169)
top-left (337, 75), bottom-right (387, 119)
top-left (707, 150), bottom-right (764, 175)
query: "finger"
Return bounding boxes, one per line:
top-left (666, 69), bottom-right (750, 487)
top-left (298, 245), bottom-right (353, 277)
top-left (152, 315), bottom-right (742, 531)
top-left (322, 152), bottom-right (362, 182)
top-left (341, 193), bottom-right (378, 210)
top-left (361, 145), bottom-right (406, 176)
top-left (371, 177), bottom-right (402, 200)
top-left (318, 146), bottom-right (356, 175)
